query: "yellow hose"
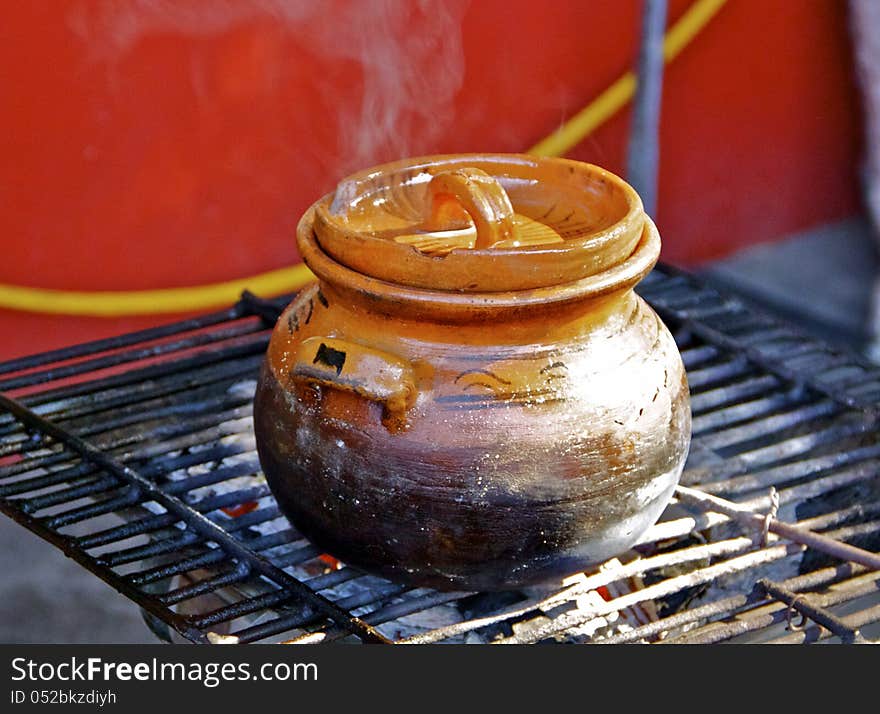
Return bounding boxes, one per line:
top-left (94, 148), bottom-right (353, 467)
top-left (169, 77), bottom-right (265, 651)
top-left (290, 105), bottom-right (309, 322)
top-left (0, 264), bottom-right (315, 317)
top-left (0, 0), bottom-right (725, 317)
top-left (529, 0), bottom-right (727, 156)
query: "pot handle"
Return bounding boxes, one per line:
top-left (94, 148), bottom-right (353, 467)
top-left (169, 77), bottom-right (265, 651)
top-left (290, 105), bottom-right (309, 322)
top-left (290, 336), bottom-right (417, 415)
top-left (424, 167), bottom-right (516, 249)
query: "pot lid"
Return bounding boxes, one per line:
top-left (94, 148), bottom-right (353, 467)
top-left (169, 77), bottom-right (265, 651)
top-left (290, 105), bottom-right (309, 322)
top-left (310, 154), bottom-right (645, 292)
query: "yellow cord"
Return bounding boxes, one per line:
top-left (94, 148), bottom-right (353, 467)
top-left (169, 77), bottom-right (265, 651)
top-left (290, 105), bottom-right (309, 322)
top-left (0, 264), bottom-right (315, 317)
top-left (0, 0), bottom-right (725, 317)
top-left (529, 0), bottom-right (727, 156)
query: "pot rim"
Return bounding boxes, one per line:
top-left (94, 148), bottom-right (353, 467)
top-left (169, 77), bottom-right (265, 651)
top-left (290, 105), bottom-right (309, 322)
top-left (313, 153), bottom-right (645, 292)
top-left (296, 206), bottom-right (660, 320)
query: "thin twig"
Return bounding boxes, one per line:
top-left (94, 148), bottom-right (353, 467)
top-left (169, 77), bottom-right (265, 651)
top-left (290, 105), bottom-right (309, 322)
top-left (675, 485), bottom-right (880, 571)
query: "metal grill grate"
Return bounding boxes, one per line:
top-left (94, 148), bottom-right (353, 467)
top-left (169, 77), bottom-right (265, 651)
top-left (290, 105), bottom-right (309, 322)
top-left (1, 266), bottom-right (879, 644)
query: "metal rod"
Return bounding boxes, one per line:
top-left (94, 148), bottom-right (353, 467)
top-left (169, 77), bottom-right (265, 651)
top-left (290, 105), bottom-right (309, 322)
top-left (597, 562), bottom-right (866, 644)
top-left (680, 344), bottom-right (721, 369)
top-left (4, 272), bottom-right (880, 645)
top-left (642, 269), bottom-right (880, 413)
top-left (666, 570), bottom-right (880, 644)
top-left (401, 537), bottom-right (804, 645)
top-left (0, 306), bottom-right (244, 377)
top-left (686, 358), bottom-right (751, 391)
top-left (0, 354), bottom-right (261, 440)
top-left (690, 375), bottom-right (781, 414)
top-left (158, 562), bottom-right (252, 606)
top-left (0, 392), bottom-right (391, 644)
top-left (682, 416), bottom-right (879, 491)
top-left (0, 498), bottom-right (210, 644)
top-left (757, 578), bottom-right (868, 644)
top-left (284, 590), bottom-right (471, 645)
top-left (0, 325), bottom-right (265, 393)
top-left (696, 401), bottom-right (838, 451)
top-left (699, 442), bottom-right (880, 496)
top-left (232, 582), bottom-right (409, 644)
top-left (627, 0), bottom-right (668, 215)
top-left (691, 391), bottom-right (811, 435)
top-left (0, 290), bottom-right (284, 382)
top-left (767, 604), bottom-right (880, 644)
top-left (508, 517), bottom-right (880, 646)
top-left (492, 543), bottom-right (806, 644)
top-left (11, 338), bottom-right (266, 411)
top-left (675, 485), bottom-right (880, 570)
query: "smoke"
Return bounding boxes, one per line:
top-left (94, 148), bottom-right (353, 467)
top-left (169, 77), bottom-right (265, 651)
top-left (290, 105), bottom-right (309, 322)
top-left (66, 0), bottom-right (469, 170)
top-left (315, 0), bottom-right (468, 169)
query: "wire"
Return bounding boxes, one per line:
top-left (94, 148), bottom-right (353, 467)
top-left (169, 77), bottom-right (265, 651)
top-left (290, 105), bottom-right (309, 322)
top-left (0, 0), bottom-right (725, 317)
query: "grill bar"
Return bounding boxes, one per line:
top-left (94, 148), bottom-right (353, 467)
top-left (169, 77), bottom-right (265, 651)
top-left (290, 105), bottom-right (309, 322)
top-left (596, 562), bottom-right (868, 644)
top-left (757, 578), bottom-right (868, 644)
top-left (767, 605), bottom-right (880, 644)
top-left (640, 268), bottom-right (880, 412)
top-left (401, 497), bottom-right (880, 643)
top-left (0, 326), bottom-right (267, 394)
top-left (675, 485), bottom-right (880, 571)
top-left (498, 522), bottom-right (879, 645)
top-left (666, 570), bottom-right (880, 644)
top-left (0, 392), bottom-right (390, 644)
top-left (1, 268), bottom-right (878, 644)
top-left (0, 308), bottom-right (246, 375)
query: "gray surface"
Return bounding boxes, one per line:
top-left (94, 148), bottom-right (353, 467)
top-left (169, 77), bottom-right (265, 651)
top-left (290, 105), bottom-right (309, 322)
top-left (0, 215), bottom-right (876, 643)
top-left (702, 216), bottom-right (879, 350)
top-left (0, 514), bottom-right (151, 643)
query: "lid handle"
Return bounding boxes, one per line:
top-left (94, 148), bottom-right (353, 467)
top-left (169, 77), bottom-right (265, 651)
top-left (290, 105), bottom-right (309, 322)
top-left (423, 168), bottom-right (516, 249)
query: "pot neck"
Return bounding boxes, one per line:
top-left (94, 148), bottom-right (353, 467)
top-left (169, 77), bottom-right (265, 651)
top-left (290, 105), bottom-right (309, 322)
top-left (297, 209), bottom-right (660, 325)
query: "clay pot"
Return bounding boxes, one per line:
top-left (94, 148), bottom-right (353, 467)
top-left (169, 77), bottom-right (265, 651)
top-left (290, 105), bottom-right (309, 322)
top-left (254, 154), bottom-right (691, 591)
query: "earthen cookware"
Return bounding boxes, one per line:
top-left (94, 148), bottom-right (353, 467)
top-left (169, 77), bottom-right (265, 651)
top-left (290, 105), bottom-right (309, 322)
top-left (253, 154), bottom-right (691, 591)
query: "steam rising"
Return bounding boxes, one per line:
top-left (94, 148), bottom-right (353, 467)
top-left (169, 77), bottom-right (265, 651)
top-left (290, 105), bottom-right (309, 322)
top-left (66, 0), bottom-right (469, 170)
